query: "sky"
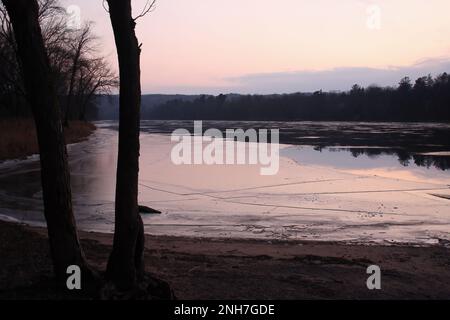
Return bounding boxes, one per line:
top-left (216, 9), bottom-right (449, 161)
top-left (60, 0), bottom-right (450, 94)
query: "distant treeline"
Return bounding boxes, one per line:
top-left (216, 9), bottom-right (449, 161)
top-left (148, 73), bottom-right (450, 122)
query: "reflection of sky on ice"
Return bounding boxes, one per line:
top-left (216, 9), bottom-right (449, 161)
top-left (0, 121), bottom-right (450, 245)
top-left (281, 146), bottom-right (450, 185)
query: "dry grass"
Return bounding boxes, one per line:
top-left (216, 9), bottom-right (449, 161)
top-left (0, 119), bottom-right (96, 161)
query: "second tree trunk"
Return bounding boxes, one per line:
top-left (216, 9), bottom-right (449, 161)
top-left (106, 0), bottom-right (145, 290)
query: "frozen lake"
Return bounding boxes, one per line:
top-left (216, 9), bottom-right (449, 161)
top-left (1, 120), bottom-right (450, 245)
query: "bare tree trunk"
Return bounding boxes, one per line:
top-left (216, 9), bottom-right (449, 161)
top-left (64, 52), bottom-right (79, 126)
top-left (106, 0), bottom-right (144, 290)
top-left (1, 0), bottom-right (90, 282)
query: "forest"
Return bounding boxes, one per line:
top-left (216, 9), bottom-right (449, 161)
top-left (0, 0), bottom-right (117, 122)
top-left (148, 74), bottom-right (450, 122)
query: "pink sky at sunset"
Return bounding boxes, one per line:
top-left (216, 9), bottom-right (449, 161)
top-left (61, 0), bottom-right (450, 94)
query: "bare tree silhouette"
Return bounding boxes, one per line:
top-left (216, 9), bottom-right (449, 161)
top-left (0, 0), bottom-right (94, 282)
top-left (104, 0), bottom-right (155, 290)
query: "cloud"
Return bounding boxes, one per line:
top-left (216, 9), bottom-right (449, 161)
top-left (222, 57), bottom-right (450, 94)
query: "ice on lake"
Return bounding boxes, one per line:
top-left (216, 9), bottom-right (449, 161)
top-left (1, 121), bottom-right (449, 245)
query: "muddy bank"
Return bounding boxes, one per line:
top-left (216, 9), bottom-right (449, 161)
top-left (1, 220), bottom-right (450, 299)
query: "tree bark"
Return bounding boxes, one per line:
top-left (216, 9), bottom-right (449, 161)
top-left (1, 0), bottom-right (89, 282)
top-left (106, 0), bottom-right (144, 290)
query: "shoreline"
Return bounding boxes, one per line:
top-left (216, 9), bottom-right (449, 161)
top-left (1, 213), bottom-right (445, 248)
top-left (4, 215), bottom-right (445, 249)
top-left (2, 220), bottom-right (450, 299)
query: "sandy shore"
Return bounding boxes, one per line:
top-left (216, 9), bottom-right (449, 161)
top-left (1, 220), bottom-right (450, 299)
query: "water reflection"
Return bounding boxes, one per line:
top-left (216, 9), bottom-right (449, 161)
top-left (102, 120), bottom-right (450, 156)
top-left (282, 145), bottom-right (450, 184)
top-left (132, 120), bottom-right (450, 171)
top-left (314, 146), bottom-right (450, 171)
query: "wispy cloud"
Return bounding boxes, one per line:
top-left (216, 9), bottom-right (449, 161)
top-left (221, 57), bottom-right (450, 94)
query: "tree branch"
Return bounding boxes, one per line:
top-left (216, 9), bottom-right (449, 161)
top-left (133, 0), bottom-right (156, 21)
top-left (102, 0), bottom-right (109, 13)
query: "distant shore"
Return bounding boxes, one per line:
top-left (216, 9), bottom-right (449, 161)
top-left (1, 220), bottom-right (450, 299)
top-left (0, 119), bottom-right (96, 161)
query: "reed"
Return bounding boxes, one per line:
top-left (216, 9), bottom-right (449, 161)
top-left (0, 119), bottom-right (96, 161)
